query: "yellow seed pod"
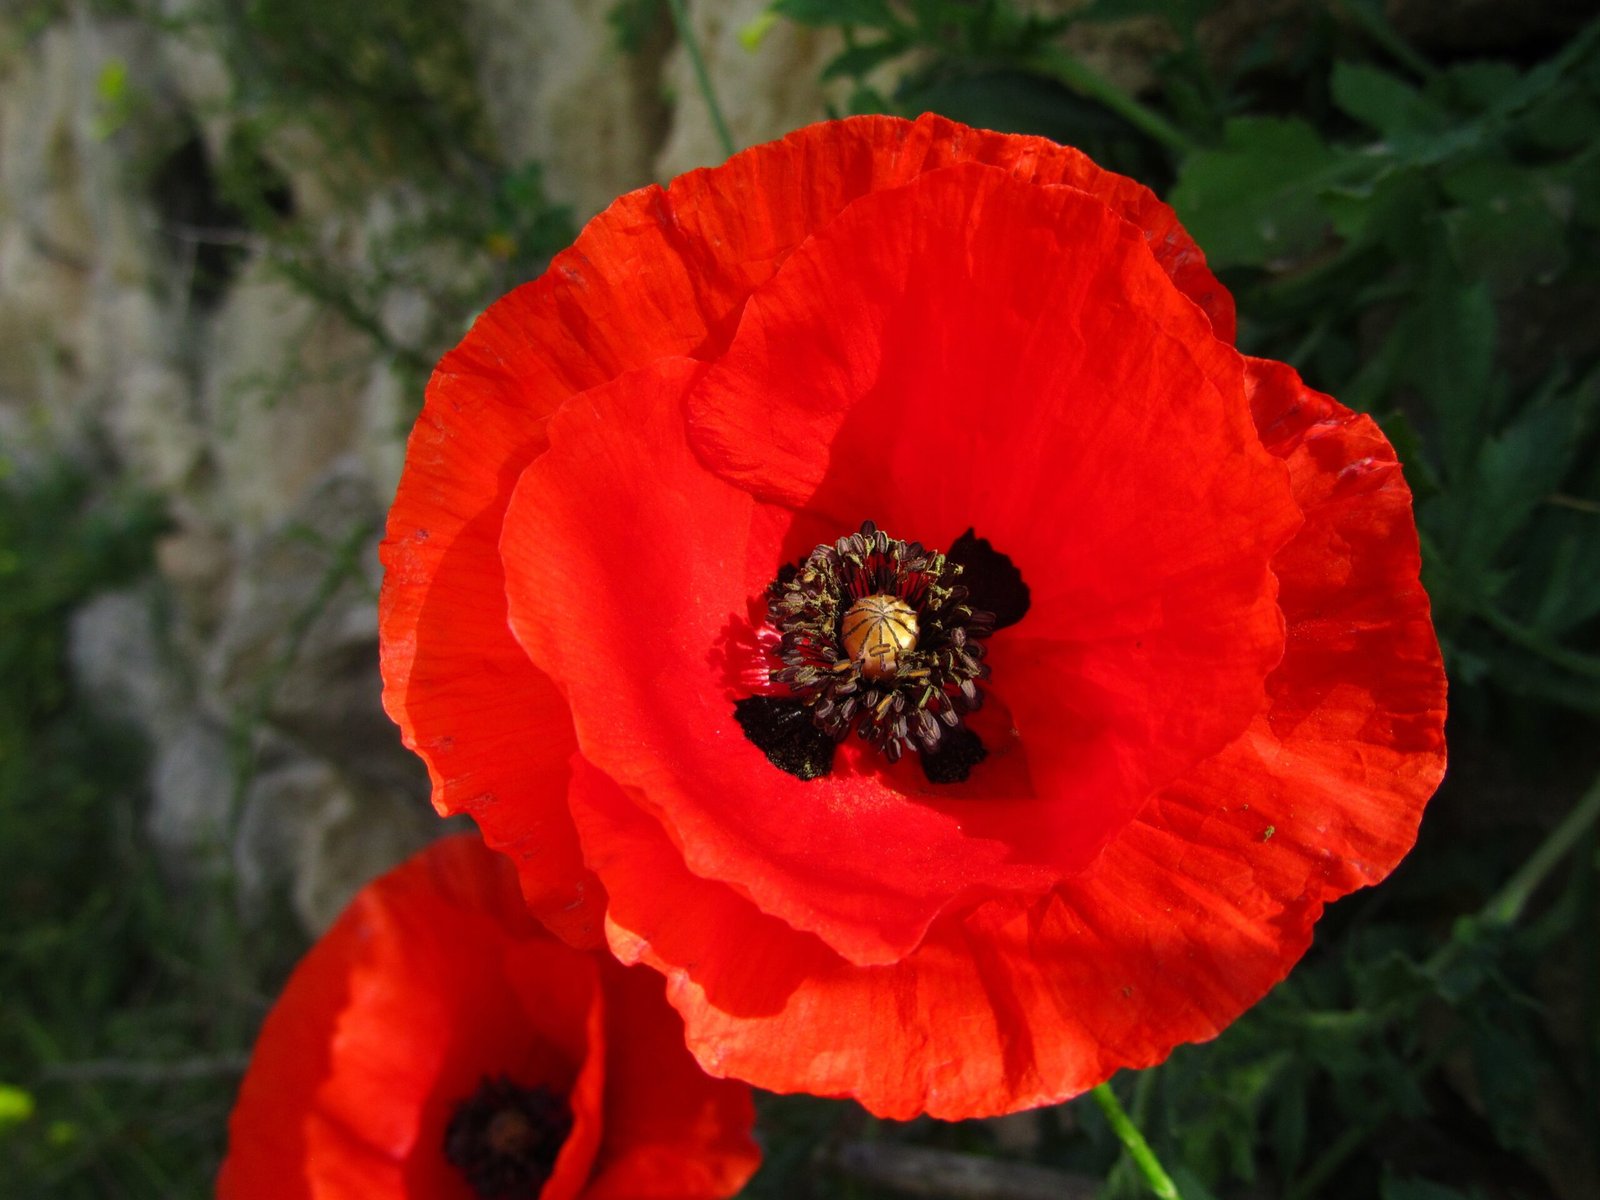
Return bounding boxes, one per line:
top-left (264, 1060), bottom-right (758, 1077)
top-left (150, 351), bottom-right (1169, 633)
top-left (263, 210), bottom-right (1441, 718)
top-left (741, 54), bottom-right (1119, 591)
top-left (840, 594), bottom-right (919, 681)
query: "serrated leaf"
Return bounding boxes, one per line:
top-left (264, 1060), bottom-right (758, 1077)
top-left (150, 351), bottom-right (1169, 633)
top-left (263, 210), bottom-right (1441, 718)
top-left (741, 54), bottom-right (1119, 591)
top-left (1447, 382), bottom-right (1594, 593)
top-left (1393, 266), bottom-right (1497, 485)
top-left (1322, 162), bottom-right (1430, 250)
top-left (1441, 159), bottom-right (1568, 286)
top-left (1439, 60), bottom-right (1523, 112)
top-left (1531, 518), bottom-right (1600, 634)
top-left (1467, 1007), bottom-right (1544, 1157)
top-left (1169, 117), bottom-right (1357, 268)
top-left (820, 36), bottom-right (907, 81)
top-left (1332, 61), bottom-right (1449, 140)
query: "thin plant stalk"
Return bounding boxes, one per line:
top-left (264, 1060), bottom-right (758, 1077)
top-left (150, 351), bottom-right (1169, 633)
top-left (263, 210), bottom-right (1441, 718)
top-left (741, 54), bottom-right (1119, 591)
top-left (1483, 769), bottom-right (1600, 928)
top-left (666, 0), bottom-right (735, 159)
top-left (1091, 1082), bottom-right (1182, 1200)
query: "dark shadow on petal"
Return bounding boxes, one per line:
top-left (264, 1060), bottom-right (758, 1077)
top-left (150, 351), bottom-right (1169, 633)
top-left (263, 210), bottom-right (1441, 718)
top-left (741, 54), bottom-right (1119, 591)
top-left (920, 727), bottom-right (988, 785)
top-left (732, 696), bottom-right (836, 781)
top-left (948, 529), bottom-right (1031, 630)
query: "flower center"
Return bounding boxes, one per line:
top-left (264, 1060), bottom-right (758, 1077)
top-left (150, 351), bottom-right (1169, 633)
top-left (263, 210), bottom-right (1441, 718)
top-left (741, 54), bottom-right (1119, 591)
top-left (841, 594), bottom-right (920, 679)
top-left (443, 1075), bottom-right (571, 1199)
top-left (735, 521), bottom-right (1029, 784)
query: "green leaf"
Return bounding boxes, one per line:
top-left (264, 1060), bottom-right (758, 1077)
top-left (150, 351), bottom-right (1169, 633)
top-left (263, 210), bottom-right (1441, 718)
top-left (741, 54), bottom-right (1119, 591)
top-left (1270, 1067), bottom-right (1308, 1178)
top-left (820, 36), bottom-right (908, 81)
top-left (1331, 61), bottom-right (1449, 140)
top-left (1169, 117), bottom-right (1356, 268)
top-left (1322, 162), bottom-right (1430, 250)
top-left (1441, 159), bottom-right (1568, 287)
top-left (1467, 1008), bottom-right (1544, 1157)
top-left (1457, 408), bottom-right (1574, 575)
top-left (772, 0), bottom-right (895, 27)
top-left (738, 11), bottom-right (780, 50)
top-left (1439, 60), bottom-right (1522, 112)
top-left (1392, 265), bottom-right (1497, 485)
top-left (1531, 517), bottom-right (1600, 635)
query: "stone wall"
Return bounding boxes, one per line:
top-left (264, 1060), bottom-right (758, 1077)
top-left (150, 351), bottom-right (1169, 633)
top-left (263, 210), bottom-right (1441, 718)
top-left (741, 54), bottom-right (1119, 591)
top-left (0, 2), bottom-right (859, 932)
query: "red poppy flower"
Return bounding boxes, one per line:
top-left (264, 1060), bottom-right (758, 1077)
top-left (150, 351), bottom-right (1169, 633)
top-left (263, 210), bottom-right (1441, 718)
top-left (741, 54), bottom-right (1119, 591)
top-left (217, 835), bottom-right (759, 1199)
top-left (379, 115), bottom-right (1447, 1119)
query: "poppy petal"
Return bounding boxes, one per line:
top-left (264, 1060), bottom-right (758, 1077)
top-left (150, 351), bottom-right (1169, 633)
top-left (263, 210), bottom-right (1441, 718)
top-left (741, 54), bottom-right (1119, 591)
top-left (379, 307), bottom-right (598, 945)
top-left (223, 835), bottom-right (760, 1198)
top-left (383, 115), bottom-right (1235, 945)
top-left (501, 157), bottom-right (1297, 964)
top-left (220, 837), bottom-right (604, 1200)
top-left (583, 961), bottom-right (761, 1199)
top-left (688, 162), bottom-right (1298, 859)
top-left (502, 358), bottom-right (1061, 966)
top-left (564, 357), bottom-right (1444, 1119)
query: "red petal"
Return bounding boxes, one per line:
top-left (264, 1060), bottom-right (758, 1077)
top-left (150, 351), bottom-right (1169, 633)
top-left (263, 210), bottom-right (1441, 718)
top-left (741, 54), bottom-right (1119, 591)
top-left (563, 358), bottom-right (1443, 1120)
top-left (1178, 356), bottom-right (1449, 892)
top-left (568, 756), bottom-right (1181, 1120)
top-left (502, 359), bottom-right (1061, 965)
top-left (501, 163), bottom-right (1294, 965)
top-left (381, 116), bottom-right (1232, 941)
top-left (379, 333), bottom-right (598, 944)
top-left (688, 162), bottom-right (1297, 857)
top-left (584, 961), bottom-right (761, 1199)
top-left (219, 837), bottom-right (604, 1200)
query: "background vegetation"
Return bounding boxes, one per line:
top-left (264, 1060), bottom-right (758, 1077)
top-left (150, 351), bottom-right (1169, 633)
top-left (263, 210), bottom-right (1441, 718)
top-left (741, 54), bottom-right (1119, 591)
top-left (1, 1), bottom-right (1596, 1197)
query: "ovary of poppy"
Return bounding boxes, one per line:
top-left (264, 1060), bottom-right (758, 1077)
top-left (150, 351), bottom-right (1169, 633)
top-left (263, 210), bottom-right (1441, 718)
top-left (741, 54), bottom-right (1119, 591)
top-left (217, 835), bottom-right (759, 1199)
top-left (378, 115), bottom-right (1447, 1119)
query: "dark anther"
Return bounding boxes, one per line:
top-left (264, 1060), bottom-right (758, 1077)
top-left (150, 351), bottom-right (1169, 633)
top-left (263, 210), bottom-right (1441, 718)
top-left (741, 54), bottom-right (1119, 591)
top-left (444, 1076), bottom-right (571, 1199)
top-left (947, 529), bottom-right (1031, 631)
top-left (919, 726), bottom-right (988, 784)
top-left (736, 520), bottom-right (1024, 782)
top-left (734, 695), bottom-right (837, 780)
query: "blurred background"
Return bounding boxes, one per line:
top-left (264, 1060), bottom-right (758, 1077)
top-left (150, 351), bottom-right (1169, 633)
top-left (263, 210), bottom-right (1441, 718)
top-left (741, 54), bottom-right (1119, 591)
top-left (1, 1), bottom-right (1597, 1197)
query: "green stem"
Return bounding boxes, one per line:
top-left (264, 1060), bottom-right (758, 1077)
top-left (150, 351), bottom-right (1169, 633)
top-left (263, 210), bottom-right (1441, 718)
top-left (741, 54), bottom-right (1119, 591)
top-left (1333, 0), bottom-right (1438, 82)
top-left (1482, 770), bottom-right (1600, 929)
top-left (1027, 47), bottom-right (1194, 154)
top-left (1091, 1082), bottom-right (1182, 1200)
top-left (666, 0), bottom-right (735, 160)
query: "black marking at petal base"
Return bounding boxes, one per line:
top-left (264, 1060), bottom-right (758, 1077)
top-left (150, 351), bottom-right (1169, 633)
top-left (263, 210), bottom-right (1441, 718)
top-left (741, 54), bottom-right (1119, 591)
top-left (759, 521), bottom-right (995, 766)
top-left (444, 1076), bottom-right (571, 1200)
top-left (734, 695), bottom-right (836, 780)
top-left (920, 726), bottom-right (988, 785)
top-left (947, 528), bottom-right (1030, 631)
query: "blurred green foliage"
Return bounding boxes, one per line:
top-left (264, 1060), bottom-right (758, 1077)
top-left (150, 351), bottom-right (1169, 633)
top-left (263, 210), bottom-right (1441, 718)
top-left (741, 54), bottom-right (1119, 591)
top-left (0, 463), bottom-right (299, 1196)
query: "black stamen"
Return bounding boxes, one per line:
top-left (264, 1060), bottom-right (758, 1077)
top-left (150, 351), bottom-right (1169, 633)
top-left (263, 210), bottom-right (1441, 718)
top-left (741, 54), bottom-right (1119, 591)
top-left (734, 695), bottom-right (837, 780)
top-left (919, 726), bottom-right (988, 784)
top-left (736, 521), bottom-right (1024, 783)
top-left (947, 529), bottom-right (1031, 631)
top-left (443, 1076), bottom-right (571, 1199)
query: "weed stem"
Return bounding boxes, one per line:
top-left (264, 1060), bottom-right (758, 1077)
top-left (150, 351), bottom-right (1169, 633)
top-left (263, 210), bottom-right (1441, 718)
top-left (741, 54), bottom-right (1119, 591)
top-left (667, 0), bottom-right (735, 160)
top-left (1091, 1081), bottom-right (1182, 1199)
